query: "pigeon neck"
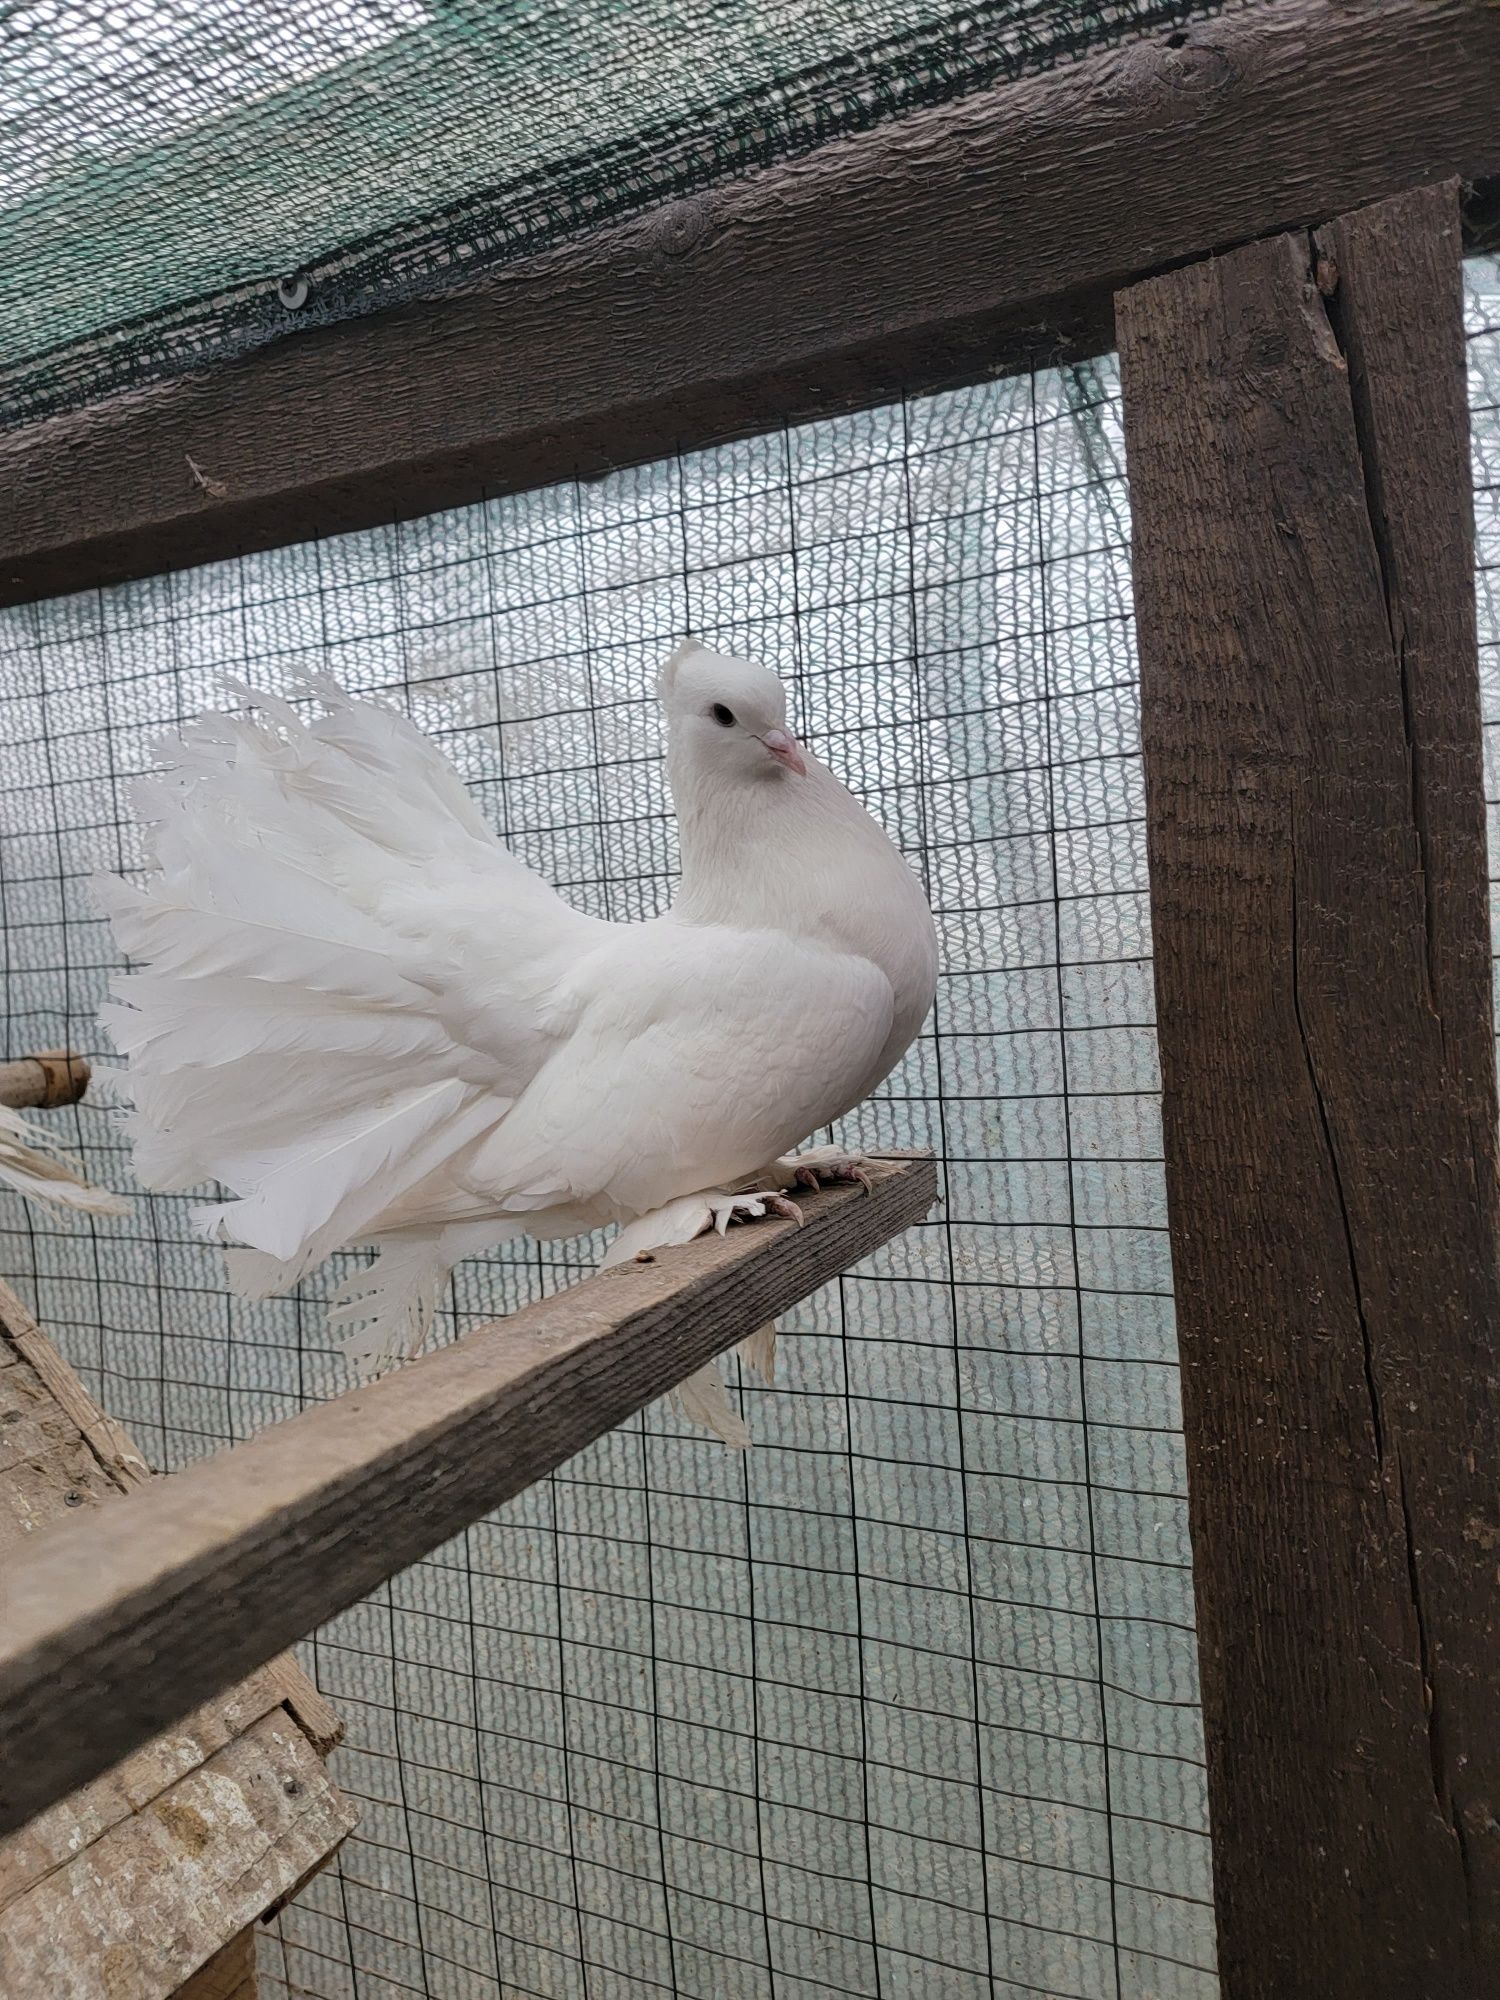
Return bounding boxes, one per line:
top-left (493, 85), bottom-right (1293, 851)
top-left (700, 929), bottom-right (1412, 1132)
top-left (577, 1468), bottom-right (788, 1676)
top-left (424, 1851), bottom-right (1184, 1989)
top-left (669, 748), bottom-right (869, 928)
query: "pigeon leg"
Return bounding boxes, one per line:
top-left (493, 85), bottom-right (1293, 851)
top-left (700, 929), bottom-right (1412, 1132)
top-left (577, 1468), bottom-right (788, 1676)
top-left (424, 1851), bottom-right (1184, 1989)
top-left (770, 1143), bottom-right (878, 1196)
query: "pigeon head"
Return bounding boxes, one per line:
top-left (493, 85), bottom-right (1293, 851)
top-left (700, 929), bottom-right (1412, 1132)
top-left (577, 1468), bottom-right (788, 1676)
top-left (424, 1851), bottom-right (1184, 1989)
top-left (658, 639), bottom-right (807, 781)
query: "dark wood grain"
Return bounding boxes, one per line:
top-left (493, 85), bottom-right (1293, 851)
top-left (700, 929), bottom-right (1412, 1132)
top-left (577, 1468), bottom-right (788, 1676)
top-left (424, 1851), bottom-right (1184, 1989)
top-left (0, 1156), bottom-right (936, 1837)
top-left (1118, 183), bottom-right (1500, 1996)
top-left (3, 0), bottom-right (1498, 607)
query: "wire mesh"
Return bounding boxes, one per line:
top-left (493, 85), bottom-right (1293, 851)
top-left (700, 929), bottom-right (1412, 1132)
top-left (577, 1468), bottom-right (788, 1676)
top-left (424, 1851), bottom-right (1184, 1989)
top-left (0, 358), bottom-right (1219, 1998)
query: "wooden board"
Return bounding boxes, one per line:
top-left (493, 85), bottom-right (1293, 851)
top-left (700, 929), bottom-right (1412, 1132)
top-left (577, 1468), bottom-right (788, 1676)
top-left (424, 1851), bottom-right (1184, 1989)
top-left (0, 1280), bottom-right (339, 1751)
top-left (1118, 183), bottom-right (1500, 1994)
top-left (1, 0), bottom-right (1497, 606)
top-left (0, 1280), bottom-right (151, 1492)
top-left (0, 1155), bottom-right (936, 1834)
top-left (0, 1277), bottom-right (349, 1995)
top-left (0, 1669), bottom-right (287, 1910)
top-left (0, 1711), bottom-right (352, 2000)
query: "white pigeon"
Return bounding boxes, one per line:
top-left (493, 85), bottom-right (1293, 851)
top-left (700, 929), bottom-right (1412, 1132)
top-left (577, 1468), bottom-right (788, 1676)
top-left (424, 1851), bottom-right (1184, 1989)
top-left (94, 641), bottom-right (938, 1443)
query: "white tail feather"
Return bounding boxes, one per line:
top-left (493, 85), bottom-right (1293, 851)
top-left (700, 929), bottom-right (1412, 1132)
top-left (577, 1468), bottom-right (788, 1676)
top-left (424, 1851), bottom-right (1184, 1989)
top-left (673, 1363), bottom-right (751, 1450)
top-left (94, 674), bottom-right (588, 1310)
top-left (737, 1322), bottom-right (777, 1385)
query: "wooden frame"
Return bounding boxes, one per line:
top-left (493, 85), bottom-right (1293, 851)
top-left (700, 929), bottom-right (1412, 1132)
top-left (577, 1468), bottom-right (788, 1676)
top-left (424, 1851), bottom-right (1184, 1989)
top-left (1119, 182), bottom-right (1499, 1994)
top-left (0, 1156), bottom-right (937, 1838)
top-left (1, 4), bottom-right (1499, 1987)
top-left (0, 1280), bottom-right (351, 1999)
top-left (1, 0), bottom-right (1497, 607)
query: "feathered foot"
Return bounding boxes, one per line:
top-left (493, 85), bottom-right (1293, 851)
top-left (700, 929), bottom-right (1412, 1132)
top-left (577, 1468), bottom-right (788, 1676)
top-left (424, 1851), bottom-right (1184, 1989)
top-left (705, 1188), bottom-right (804, 1233)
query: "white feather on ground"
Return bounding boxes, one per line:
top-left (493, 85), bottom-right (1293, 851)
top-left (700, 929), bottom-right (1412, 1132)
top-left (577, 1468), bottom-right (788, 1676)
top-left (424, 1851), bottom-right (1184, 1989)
top-left (0, 1105), bottom-right (130, 1218)
top-left (95, 645), bottom-right (938, 1443)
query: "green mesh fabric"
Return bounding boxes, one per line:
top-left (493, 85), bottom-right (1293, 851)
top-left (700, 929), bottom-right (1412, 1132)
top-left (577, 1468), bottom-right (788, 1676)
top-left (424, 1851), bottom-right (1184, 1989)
top-left (2, 0), bottom-right (1230, 428)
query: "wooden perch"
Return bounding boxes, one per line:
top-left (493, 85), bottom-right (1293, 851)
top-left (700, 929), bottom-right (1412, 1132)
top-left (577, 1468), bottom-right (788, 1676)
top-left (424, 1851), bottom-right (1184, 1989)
top-left (0, 1052), bottom-right (91, 1111)
top-left (0, 1153), bottom-right (936, 1838)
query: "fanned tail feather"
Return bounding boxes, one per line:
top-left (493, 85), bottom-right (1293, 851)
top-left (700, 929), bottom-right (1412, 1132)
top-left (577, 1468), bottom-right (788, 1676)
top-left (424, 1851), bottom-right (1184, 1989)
top-left (673, 1364), bottom-right (751, 1451)
top-left (91, 674), bottom-right (582, 1313)
top-left (737, 1322), bottom-right (777, 1384)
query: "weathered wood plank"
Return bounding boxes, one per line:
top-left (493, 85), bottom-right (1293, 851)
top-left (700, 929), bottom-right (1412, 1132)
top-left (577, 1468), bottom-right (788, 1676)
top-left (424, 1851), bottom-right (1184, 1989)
top-left (1, 0), bottom-right (1496, 607)
top-left (0, 1669), bottom-right (287, 1911)
top-left (261, 1657), bottom-right (344, 1760)
top-left (1118, 182), bottom-right (1500, 1995)
top-left (0, 1156), bottom-right (935, 1834)
top-left (0, 1278), bottom-right (346, 1911)
top-left (0, 1434), bottom-right (120, 1552)
top-left (0, 1280), bottom-right (151, 1489)
top-left (0, 1712), bottom-right (352, 2000)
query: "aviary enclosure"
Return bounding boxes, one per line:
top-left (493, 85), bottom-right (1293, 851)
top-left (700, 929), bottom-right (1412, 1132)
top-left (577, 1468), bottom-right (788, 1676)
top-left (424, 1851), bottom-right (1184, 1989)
top-left (0, 5), bottom-right (1497, 1999)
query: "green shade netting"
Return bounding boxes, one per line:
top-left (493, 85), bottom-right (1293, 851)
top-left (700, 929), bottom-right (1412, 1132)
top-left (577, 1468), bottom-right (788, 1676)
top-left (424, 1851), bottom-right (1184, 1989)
top-left (2, 0), bottom-right (1230, 427)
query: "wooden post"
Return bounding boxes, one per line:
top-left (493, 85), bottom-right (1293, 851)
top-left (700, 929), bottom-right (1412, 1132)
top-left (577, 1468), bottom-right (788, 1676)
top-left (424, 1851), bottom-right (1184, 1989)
top-left (1117, 182), bottom-right (1500, 1995)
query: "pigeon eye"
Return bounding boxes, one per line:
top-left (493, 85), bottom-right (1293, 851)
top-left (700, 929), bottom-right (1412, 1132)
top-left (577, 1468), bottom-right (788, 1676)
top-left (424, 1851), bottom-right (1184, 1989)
top-left (710, 703), bottom-right (736, 727)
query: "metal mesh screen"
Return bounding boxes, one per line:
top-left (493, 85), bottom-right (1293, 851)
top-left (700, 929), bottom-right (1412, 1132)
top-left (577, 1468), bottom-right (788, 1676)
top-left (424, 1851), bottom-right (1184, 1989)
top-left (0, 360), bottom-right (1219, 1997)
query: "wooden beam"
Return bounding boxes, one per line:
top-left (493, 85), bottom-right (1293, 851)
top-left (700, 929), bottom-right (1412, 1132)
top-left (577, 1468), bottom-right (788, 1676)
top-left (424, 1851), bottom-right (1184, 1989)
top-left (2, 0), bottom-right (1497, 608)
top-left (0, 1713), bottom-right (350, 1998)
top-left (1118, 183), bottom-right (1500, 1995)
top-left (0, 1155), bottom-right (936, 1837)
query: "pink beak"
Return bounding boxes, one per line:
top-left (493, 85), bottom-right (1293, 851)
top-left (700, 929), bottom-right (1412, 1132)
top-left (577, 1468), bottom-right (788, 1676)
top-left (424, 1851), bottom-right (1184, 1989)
top-left (762, 727), bottom-right (807, 777)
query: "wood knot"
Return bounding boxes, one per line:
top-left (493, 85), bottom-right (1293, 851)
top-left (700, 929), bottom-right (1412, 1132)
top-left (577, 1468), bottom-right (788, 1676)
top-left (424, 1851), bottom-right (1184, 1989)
top-left (1153, 41), bottom-right (1234, 98)
top-left (644, 196), bottom-right (716, 266)
top-left (1091, 33), bottom-right (1235, 115)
